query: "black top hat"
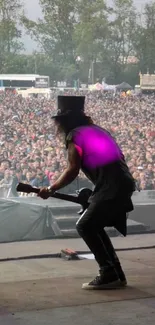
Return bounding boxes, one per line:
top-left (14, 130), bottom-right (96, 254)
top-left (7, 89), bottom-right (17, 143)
top-left (52, 96), bottom-right (85, 119)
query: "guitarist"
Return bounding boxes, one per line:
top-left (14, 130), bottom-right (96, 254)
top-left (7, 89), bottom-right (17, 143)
top-left (38, 95), bottom-right (136, 290)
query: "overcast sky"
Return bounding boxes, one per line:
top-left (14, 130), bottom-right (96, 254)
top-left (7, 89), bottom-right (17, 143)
top-left (24, 0), bottom-right (148, 19)
top-left (24, 0), bottom-right (42, 20)
top-left (23, 0), bottom-right (149, 53)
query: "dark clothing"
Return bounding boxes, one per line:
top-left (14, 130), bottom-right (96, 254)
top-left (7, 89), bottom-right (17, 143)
top-left (76, 195), bottom-right (132, 270)
top-left (66, 124), bottom-right (135, 235)
top-left (67, 124), bottom-right (135, 271)
top-left (66, 125), bottom-right (135, 203)
top-left (76, 202), bottom-right (120, 268)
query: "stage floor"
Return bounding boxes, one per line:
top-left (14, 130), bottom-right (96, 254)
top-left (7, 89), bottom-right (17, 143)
top-left (0, 234), bottom-right (155, 324)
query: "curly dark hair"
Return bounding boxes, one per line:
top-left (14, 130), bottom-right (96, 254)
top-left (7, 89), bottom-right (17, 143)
top-left (53, 111), bottom-right (94, 136)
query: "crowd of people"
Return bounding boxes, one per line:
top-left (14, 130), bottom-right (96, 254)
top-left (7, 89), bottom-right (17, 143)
top-left (0, 88), bottom-right (155, 198)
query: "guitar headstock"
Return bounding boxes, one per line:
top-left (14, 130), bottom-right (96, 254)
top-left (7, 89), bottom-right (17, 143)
top-left (16, 183), bottom-right (34, 194)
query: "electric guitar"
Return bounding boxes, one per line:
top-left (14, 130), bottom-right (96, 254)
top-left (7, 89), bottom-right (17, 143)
top-left (16, 183), bottom-right (92, 214)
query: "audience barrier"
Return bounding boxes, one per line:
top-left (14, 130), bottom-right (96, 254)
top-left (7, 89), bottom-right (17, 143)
top-left (0, 188), bottom-right (154, 243)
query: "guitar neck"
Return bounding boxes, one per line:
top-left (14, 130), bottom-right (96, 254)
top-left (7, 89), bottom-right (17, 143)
top-left (27, 186), bottom-right (79, 205)
top-left (52, 192), bottom-right (79, 204)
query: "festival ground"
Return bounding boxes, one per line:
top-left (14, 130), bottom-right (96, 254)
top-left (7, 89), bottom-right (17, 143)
top-left (0, 234), bottom-right (155, 324)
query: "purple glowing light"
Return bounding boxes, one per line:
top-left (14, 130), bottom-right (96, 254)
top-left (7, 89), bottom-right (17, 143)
top-left (73, 126), bottom-right (122, 169)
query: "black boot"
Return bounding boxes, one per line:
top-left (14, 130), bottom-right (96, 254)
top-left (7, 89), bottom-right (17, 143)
top-left (82, 266), bottom-right (120, 290)
top-left (97, 229), bottom-right (127, 286)
top-left (115, 262), bottom-right (127, 286)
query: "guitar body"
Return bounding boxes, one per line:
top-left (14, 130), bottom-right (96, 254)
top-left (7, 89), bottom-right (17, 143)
top-left (76, 188), bottom-right (92, 214)
top-left (16, 183), bottom-right (92, 214)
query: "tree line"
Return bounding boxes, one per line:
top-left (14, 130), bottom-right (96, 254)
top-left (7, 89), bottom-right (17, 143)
top-left (1, 0), bottom-right (155, 86)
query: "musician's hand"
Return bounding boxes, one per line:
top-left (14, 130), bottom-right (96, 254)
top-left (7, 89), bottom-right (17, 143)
top-left (37, 187), bottom-right (51, 200)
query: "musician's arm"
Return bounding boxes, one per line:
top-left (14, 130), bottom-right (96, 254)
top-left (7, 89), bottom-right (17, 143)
top-left (50, 143), bottom-right (81, 191)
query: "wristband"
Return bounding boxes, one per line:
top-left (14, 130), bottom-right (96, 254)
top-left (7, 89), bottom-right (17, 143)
top-left (48, 186), bottom-right (55, 193)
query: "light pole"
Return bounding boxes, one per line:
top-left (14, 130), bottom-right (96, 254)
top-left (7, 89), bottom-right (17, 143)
top-left (91, 60), bottom-right (95, 84)
top-left (76, 56), bottom-right (81, 89)
top-left (88, 60), bottom-right (95, 85)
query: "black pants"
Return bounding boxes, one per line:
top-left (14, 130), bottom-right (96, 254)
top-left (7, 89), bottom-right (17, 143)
top-left (76, 199), bottom-right (125, 269)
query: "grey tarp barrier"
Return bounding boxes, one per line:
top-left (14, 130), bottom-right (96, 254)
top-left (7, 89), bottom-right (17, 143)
top-left (0, 199), bottom-right (62, 243)
top-left (0, 190), bottom-right (155, 243)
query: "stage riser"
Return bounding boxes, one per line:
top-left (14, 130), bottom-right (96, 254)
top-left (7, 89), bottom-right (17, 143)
top-left (0, 199), bottom-right (153, 242)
